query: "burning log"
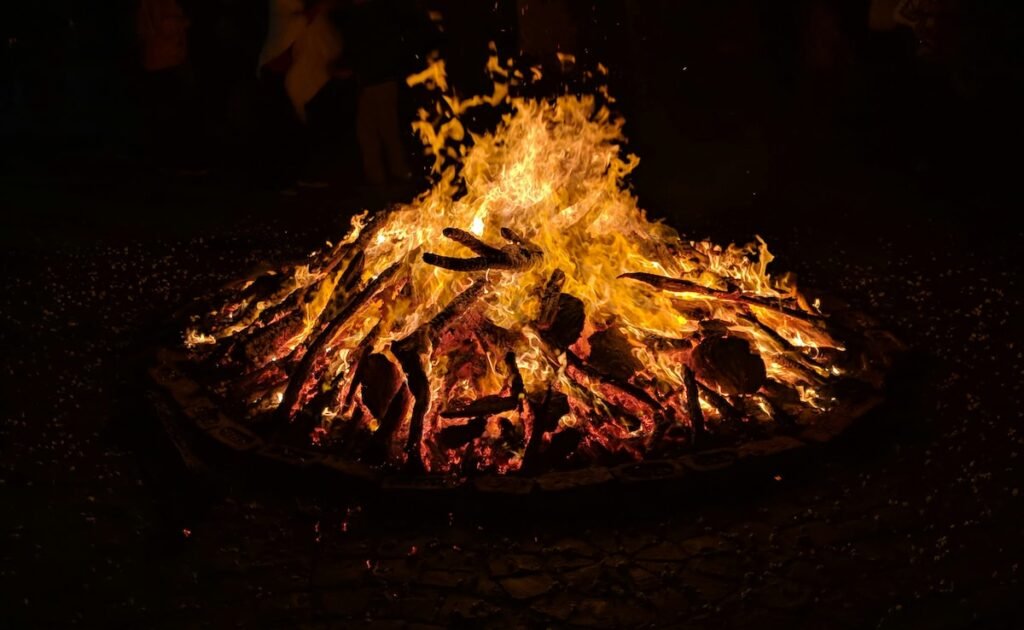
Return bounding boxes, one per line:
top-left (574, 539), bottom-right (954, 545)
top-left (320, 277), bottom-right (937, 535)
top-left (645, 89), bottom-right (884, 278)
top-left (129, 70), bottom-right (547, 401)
top-left (752, 393), bottom-right (795, 429)
top-left (738, 310), bottom-right (836, 374)
top-left (392, 278), bottom-right (489, 469)
top-left (689, 336), bottom-right (767, 396)
top-left (499, 227), bottom-right (543, 257)
top-left (394, 345), bottom-right (429, 471)
top-left (437, 416), bottom-right (488, 449)
top-left (422, 225), bottom-right (543, 272)
top-left (421, 252), bottom-right (506, 272)
top-left (340, 321), bottom-right (383, 409)
top-left (522, 388), bottom-right (572, 473)
top-left (364, 383), bottom-right (414, 462)
top-left (683, 366), bottom-right (706, 438)
top-left (359, 353), bottom-right (405, 421)
top-left (564, 351), bottom-right (662, 431)
top-left (241, 311), bottom-right (307, 368)
top-left (505, 351), bottom-right (525, 398)
top-left (587, 327), bottom-right (642, 381)
top-left (536, 269), bottom-right (566, 330)
top-left (619, 272), bottom-right (821, 323)
top-left (277, 263), bottom-right (401, 421)
top-left (541, 293), bottom-right (585, 348)
top-left (644, 334), bottom-right (696, 352)
top-left (441, 227), bottom-right (504, 258)
top-left (696, 382), bottom-right (743, 425)
top-left (440, 394), bottom-right (518, 418)
top-left (770, 353), bottom-right (828, 387)
top-left (426, 279), bottom-right (487, 334)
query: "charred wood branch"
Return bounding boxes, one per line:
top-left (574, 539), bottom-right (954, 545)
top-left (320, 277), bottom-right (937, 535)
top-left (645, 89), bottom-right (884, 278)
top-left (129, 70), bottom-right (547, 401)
top-left (442, 227), bottom-right (505, 258)
top-left (422, 252), bottom-right (514, 272)
top-left (505, 351), bottom-right (525, 398)
top-left (536, 269), bottom-right (567, 330)
top-left (499, 227), bottom-right (543, 256)
top-left (298, 252), bottom-right (369, 341)
top-left (277, 263), bottom-right (400, 421)
top-left (565, 350), bottom-right (661, 410)
top-left (427, 279), bottom-right (487, 334)
top-left (394, 345), bottom-right (429, 472)
top-left (356, 352), bottom-right (403, 421)
top-left (423, 226), bottom-right (542, 272)
top-left (440, 394), bottom-right (518, 419)
top-left (437, 417), bottom-right (487, 450)
top-left (644, 333), bottom-right (696, 352)
top-left (770, 353), bottom-right (828, 387)
top-left (335, 320), bottom-right (382, 410)
top-left (539, 293), bottom-right (585, 349)
top-left (619, 272), bottom-right (820, 323)
top-left (335, 250), bottom-right (366, 296)
top-left (696, 381), bottom-right (743, 424)
top-left (738, 310), bottom-right (793, 351)
top-left (522, 389), bottom-right (570, 473)
top-left (328, 208), bottom-right (386, 261)
top-left (364, 383), bottom-right (413, 463)
top-left (753, 393), bottom-right (795, 429)
top-left (683, 366), bottom-right (706, 438)
top-left (739, 309), bottom-right (835, 368)
top-left (619, 272), bottom-right (722, 296)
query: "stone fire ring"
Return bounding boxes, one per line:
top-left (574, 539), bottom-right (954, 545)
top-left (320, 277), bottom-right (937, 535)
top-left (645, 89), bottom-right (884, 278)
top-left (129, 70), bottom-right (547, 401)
top-left (147, 345), bottom-right (887, 496)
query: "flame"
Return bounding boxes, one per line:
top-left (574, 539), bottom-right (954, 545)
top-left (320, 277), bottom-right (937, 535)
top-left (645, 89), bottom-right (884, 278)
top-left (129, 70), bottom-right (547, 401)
top-left (184, 54), bottom-right (862, 475)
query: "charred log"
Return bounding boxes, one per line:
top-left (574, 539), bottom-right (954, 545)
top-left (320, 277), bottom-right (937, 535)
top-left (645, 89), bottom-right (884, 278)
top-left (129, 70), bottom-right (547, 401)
top-left (565, 350), bottom-right (661, 410)
top-left (277, 263), bottom-right (400, 421)
top-left (619, 272), bottom-right (820, 323)
top-left (690, 336), bottom-right (767, 396)
top-left (421, 253), bottom-right (509, 272)
top-left (359, 353), bottom-right (405, 421)
top-left (442, 227), bottom-right (505, 258)
top-left (587, 327), bottom-right (642, 381)
top-left (499, 227), bottom-right (543, 257)
top-left (427, 279), bottom-right (487, 334)
top-left (423, 226), bottom-right (542, 272)
top-left (541, 293), bottom-right (585, 348)
top-left (522, 389), bottom-right (570, 472)
top-left (536, 269), bottom-right (567, 330)
top-left (437, 416), bottom-right (488, 449)
top-left (364, 383), bottom-right (413, 463)
top-left (683, 366), bottom-right (706, 438)
top-left (696, 381), bottom-right (743, 424)
top-left (504, 351), bottom-right (525, 398)
top-left (440, 394), bottom-right (518, 418)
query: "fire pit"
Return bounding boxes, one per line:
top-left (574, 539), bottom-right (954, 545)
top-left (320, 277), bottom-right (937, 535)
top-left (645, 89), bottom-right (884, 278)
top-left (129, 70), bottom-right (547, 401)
top-left (149, 57), bottom-right (900, 493)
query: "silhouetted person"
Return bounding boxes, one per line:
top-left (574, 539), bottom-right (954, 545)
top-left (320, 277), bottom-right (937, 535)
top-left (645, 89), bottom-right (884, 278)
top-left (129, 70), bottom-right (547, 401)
top-left (344, 0), bottom-right (410, 189)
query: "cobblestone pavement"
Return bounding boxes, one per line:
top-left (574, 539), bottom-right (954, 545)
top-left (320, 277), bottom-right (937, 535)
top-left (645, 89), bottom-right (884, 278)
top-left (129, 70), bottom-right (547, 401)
top-left (1, 175), bottom-right (1022, 628)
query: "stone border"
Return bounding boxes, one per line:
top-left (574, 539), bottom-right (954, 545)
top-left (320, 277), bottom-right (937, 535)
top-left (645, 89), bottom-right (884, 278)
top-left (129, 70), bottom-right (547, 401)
top-left (148, 346), bottom-right (887, 495)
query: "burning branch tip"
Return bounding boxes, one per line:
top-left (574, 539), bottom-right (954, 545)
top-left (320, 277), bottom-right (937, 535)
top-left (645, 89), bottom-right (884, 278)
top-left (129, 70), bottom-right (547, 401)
top-left (442, 227), bottom-right (504, 258)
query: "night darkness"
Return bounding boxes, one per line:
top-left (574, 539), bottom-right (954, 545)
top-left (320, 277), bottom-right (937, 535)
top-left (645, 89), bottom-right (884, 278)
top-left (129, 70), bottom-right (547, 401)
top-left (2, 1), bottom-right (1023, 628)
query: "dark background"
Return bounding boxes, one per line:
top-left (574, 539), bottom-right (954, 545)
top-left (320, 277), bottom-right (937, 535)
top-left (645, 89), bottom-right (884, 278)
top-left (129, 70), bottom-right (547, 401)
top-left (2, 1), bottom-right (1023, 627)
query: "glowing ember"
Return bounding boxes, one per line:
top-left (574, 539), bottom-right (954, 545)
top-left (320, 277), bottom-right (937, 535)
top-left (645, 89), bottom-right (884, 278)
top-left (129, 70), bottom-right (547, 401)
top-left (181, 55), bottom-right (892, 477)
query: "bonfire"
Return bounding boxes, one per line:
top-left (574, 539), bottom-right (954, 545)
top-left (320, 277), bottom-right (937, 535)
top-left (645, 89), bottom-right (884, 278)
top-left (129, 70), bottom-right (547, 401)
top-left (173, 55), bottom-right (895, 479)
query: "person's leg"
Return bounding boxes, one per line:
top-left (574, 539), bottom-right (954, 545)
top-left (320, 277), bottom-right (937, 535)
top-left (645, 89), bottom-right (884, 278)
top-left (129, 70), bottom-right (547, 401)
top-left (376, 80), bottom-right (410, 181)
top-left (356, 85), bottom-right (387, 187)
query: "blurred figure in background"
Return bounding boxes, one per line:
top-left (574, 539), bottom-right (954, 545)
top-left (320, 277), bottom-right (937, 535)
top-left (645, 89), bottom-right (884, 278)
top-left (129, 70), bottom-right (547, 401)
top-left (136, 0), bottom-right (197, 171)
top-left (285, 0), bottom-right (343, 124)
top-left (258, 0), bottom-right (347, 191)
top-left (343, 0), bottom-right (412, 191)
